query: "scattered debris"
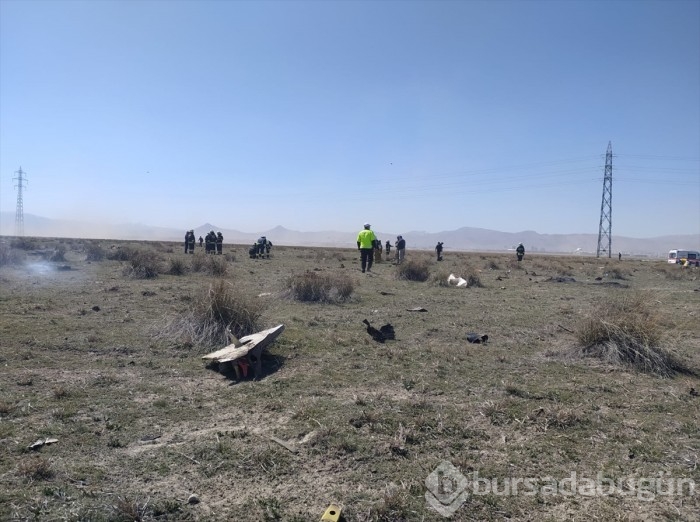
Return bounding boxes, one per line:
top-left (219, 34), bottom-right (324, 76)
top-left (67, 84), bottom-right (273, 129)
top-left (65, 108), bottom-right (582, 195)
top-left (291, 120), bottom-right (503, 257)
top-left (466, 333), bottom-right (488, 344)
top-left (363, 319), bottom-right (395, 343)
top-left (91, 306), bottom-right (100, 312)
top-left (202, 324), bottom-right (285, 379)
top-left (379, 291), bottom-right (395, 295)
top-left (57, 265), bottom-right (72, 271)
top-left (266, 434), bottom-right (298, 454)
top-left (28, 437), bottom-right (58, 450)
top-left (406, 307), bottom-right (427, 312)
top-left (448, 274), bottom-right (468, 287)
top-left (139, 434), bottom-right (162, 442)
top-left (691, 388), bottom-right (699, 397)
top-left (142, 290), bottom-right (156, 296)
top-left (321, 504), bottom-right (342, 522)
top-left (257, 292), bottom-right (272, 297)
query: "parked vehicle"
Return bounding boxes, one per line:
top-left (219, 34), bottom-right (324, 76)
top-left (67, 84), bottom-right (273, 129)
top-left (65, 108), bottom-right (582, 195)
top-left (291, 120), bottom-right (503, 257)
top-left (668, 249), bottom-right (700, 266)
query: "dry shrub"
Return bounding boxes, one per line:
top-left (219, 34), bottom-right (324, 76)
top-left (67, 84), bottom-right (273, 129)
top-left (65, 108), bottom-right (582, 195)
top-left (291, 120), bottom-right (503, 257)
top-left (432, 268), bottom-right (451, 287)
top-left (18, 457), bottom-right (54, 481)
top-left (45, 245), bottom-right (67, 262)
top-left (157, 279), bottom-right (264, 347)
top-left (573, 292), bottom-right (691, 377)
top-left (190, 252), bottom-right (207, 272)
top-left (106, 245), bottom-right (141, 261)
top-left (167, 257), bottom-right (187, 275)
top-left (286, 271), bottom-right (354, 302)
top-left (397, 259), bottom-right (430, 282)
top-left (372, 483), bottom-right (415, 521)
top-left (112, 496), bottom-right (149, 522)
top-left (123, 250), bottom-right (162, 279)
top-left (0, 244), bottom-right (26, 266)
top-left (463, 267), bottom-right (483, 288)
top-left (484, 259), bottom-right (500, 270)
top-left (84, 242), bottom-right (105, 261)
top-left (10, 237), bottom-right (36, 250)
top-left (607, 267), bottom-right (627, 280)
top-left (0, 400), bottom-right (16, 416)
top-left (446, 263), bottom-right (483, 288)
top-left (655, 263), bottom-right (698, 281)
top-left (188, 252), bottom-right (229, 275)
top-left (207, 255), bottom-right (228, 276)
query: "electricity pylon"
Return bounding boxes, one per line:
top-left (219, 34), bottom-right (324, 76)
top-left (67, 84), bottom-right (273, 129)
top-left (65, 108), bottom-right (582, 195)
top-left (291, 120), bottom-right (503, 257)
top-left (596, 142), bottom-right (612, 258)
top-left (13, 166), bottom-right (28, 237)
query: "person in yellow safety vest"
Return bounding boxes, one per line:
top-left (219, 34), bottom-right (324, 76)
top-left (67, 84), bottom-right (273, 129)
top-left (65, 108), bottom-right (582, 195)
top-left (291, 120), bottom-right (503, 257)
top-left (357, 223), bottom-right (377, 273)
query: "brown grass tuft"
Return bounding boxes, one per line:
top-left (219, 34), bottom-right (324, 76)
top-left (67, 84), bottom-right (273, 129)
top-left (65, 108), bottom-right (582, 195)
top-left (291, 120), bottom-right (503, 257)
top-left (18, 457), bottom-right (54, 481)
top-left (396, 259), bottom-right (430, 282)
top-left (573, 292), bottom-right (692, 377)
top-left (156, 279), bottom-right (264, 347)
top-left (286, 271), bottom-right (354, 302)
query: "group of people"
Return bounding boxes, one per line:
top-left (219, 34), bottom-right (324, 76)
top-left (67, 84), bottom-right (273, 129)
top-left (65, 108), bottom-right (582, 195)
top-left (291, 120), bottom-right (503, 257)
top-left (248, 236), bottom-right (273, 259)
top-left (205, 231), bottom-right (224, 254)
top-left (356, 224), bottom-right (407, 273)
top-left (184, 230), bottom-right (224, 254)
top-left (356, 223), bottom-right (530, 273)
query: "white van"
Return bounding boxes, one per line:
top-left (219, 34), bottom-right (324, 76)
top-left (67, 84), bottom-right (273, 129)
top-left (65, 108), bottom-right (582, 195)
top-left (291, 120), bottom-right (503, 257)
top-left (668, 249), bottom-right (700, 266)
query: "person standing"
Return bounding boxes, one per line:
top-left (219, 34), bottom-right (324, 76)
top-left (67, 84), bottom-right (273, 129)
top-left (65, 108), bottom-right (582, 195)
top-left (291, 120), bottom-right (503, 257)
top-left (374, 238), bottom-right (382, 264)
top-left (187, 230), bottom-right (195, 253)
top-left (184, 231), bottom-right (190, 254)
top-left (516, 243), bottom-right (525, 262)
top-left (357, 223), bottom-right (377, 273)
top-left (435, 241), bottom-right (443, 261)
top-left (216, 232), bottom-right (224, 254)
top-left (206, 231), bottom-right (216, 253)
top-left (396, 235), bottom-right (406, 264)
top-left (385, 240), bottom-right (391, 257)
top-left (256, 236), bottom-right (267, 258)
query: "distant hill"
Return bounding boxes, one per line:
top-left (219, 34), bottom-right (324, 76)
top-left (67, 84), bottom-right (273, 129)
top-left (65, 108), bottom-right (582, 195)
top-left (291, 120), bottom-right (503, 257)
top-left (1, 212), bottom-right (697, 257)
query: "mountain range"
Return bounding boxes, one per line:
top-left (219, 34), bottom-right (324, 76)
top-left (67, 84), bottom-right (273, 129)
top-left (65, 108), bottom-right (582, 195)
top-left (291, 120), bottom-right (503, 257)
top-left (1, 212), bottom-right (697, 257)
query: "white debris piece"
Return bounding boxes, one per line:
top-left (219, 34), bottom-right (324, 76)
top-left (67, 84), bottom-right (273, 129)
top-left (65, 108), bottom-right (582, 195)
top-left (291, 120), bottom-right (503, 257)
top-left (448, 274), bottom-right (468, 287)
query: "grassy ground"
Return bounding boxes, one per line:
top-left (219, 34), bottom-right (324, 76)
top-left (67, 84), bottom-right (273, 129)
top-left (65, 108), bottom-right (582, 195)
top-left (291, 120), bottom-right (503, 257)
top-left (0, 237), bottom-right (698, 521)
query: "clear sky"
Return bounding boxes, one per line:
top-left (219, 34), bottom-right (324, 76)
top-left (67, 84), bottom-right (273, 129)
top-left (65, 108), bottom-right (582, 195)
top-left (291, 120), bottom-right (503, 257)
top-left (1, 0), bottom-right (699, 238)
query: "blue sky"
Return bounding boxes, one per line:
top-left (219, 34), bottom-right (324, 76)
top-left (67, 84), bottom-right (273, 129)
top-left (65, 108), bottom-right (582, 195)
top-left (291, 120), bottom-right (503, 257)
top-left (1, 0), bottom-right (698, 238)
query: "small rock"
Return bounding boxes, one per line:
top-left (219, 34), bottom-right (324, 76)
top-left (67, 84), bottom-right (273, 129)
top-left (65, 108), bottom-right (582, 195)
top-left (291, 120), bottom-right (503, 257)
top-left (92, 306), bottom-right (100, 312)
top-left (188, 494), bottom-right (200, 504)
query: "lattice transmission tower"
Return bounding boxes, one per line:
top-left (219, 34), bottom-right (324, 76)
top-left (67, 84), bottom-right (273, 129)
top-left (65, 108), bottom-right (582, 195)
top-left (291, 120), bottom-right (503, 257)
top-left (14, 166), bottom-right (28, 236)
top-left (596, 142), bottom-right (613, 258)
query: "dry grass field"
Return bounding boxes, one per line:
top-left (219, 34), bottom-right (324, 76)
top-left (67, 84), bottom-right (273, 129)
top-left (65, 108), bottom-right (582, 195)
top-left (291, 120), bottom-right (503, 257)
top-left (1, 237), bottom-right (699, 521)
